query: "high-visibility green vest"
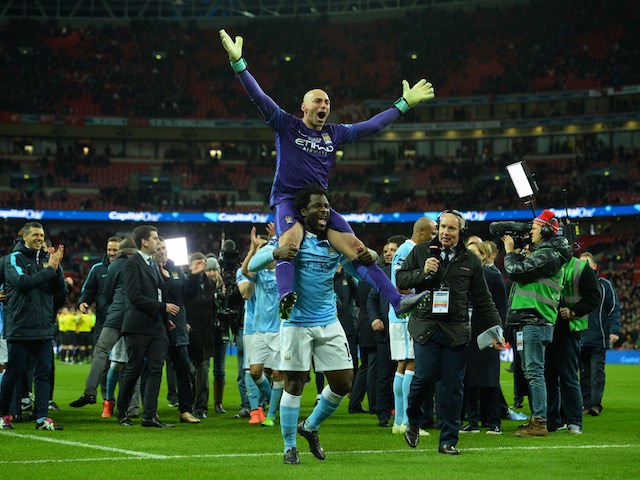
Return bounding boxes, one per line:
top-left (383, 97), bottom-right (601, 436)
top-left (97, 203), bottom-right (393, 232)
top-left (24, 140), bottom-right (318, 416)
top-left (561, 257), bottom-right (589, 332)
top-left (510, 255), bottom-right (565, 324)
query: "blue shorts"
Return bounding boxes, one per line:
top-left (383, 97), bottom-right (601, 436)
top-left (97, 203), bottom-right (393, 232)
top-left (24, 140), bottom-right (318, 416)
top-left (274, 200), bottom-right (353, 236)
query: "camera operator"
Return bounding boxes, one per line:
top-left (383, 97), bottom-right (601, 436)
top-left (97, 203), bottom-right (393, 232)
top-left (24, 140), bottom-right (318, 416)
top-left (502, 209), bottom-right (572, 437)
top-left (217, 239), bottom-right (246, 414)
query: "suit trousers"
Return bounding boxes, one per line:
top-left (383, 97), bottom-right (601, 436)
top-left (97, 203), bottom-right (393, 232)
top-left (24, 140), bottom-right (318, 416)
top-left (349, 345), bottom-right (377, 412)
top-left (407, 329), bottom-right (467, 447)
top-left (117, 330), bottom-right (169, 420)
top-left (167, 345), bottom-right (194, 413)
top-left (374, 340), bottom-right (395, 422)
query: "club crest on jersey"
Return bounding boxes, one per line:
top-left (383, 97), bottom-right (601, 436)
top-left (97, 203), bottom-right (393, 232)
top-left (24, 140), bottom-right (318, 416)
top-left (285, 216), bottom-right (294, 224)
top-left (321, 133), bottom-right (333, 144)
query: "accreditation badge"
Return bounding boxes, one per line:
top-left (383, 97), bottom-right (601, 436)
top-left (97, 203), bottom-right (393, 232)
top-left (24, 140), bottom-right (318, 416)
top-left (432, 289), bottom-right (450, 314)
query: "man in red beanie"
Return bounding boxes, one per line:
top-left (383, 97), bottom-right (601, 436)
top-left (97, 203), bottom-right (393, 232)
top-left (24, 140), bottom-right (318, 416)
top-left (501, 209), bottom-right (572, 437)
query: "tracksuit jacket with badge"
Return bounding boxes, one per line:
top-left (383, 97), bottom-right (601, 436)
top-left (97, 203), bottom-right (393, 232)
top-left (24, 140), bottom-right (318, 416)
top-left (78, 254), bottom-right (110, 339)
top-left (3, 243), bottom-right (67, 340)
top-left (581, 276), bottom-right (621, 349)
top-left (396, 240), bottom-right (501, 348)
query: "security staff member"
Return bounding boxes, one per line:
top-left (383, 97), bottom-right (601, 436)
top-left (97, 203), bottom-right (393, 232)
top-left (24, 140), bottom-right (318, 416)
top-left (545, 254), bottom-right (600, 433)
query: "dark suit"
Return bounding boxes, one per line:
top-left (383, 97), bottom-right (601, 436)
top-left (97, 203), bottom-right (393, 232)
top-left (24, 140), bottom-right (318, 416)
top-left (349, 279), bottom-right (377, 413)
top-left (366, 264), bottom-right (395, 423)
top-left (117, 252), bottom-right (170, 421)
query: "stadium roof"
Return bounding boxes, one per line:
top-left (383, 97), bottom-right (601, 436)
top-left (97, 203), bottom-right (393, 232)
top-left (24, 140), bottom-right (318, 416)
top-left (1, 0), bottom-right (522, 21)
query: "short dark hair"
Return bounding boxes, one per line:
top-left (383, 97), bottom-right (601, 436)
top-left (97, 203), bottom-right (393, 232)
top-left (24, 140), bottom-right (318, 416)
top-left (387, 235), bottom-right (408, 246)
top-left (22, 222), bottom-right (44, 235)
top-left (294, 184), bottom-right (331, 212)
top-left (107, 236), bottom-right (122, 244)
top-left (132, 225), bottom-right (158, 249)
top-left (119, 236), bottom-right (136, 251)
top-left (157, 235), bottom-right (165, 243)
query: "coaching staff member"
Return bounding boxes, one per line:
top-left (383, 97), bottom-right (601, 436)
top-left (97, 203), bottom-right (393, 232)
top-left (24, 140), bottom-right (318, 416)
top-left (396, 210), bottom-right (504, 455)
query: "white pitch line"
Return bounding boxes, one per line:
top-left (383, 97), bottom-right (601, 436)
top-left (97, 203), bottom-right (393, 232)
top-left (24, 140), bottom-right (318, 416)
top-left (0, 441), bottom-right (637, 465)
top-left (1, 431), bottom-right (168, 459)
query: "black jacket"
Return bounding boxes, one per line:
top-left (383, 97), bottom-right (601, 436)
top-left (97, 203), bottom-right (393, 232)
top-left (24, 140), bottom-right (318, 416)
top-left (366, 264), bottom-right (391, 343)
top-left (334, 269), bottom-right (357, 337)
top-left (396, 240), bottom-right (501, 347)
top-left (355, 279), bottom-right (376, 348)
top-left (120, 252), bottom-right (169, 336)
top-left (164, 259), bottom-right (200, 347)
top-left (3, 243), bottom-right (67, 340)
top-left (466, 265), bottom-right (508, 388)
top-left (504, 235), bottom-right (573, 326)
top-left (581, 276), bottom-right (622, 348)
top-left (185, 273), bottom-right (220, 362)
top-left (102, 249), bottom-right (137, 330)
top-left (78, 254), bottom-right (110, 338)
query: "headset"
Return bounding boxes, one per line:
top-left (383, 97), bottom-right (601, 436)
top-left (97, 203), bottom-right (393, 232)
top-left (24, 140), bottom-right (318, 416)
top-left (437, 209), bottom-right (468, 237)
top-left (540, 216), bottom-right (559, 240)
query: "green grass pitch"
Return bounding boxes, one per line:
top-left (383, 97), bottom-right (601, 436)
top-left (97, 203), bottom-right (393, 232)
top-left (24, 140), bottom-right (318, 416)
top-left (1, 358), bottom-right (638, 480)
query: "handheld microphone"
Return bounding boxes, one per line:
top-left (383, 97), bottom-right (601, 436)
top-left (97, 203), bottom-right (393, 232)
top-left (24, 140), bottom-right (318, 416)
top-left (424, 244), bottom-right (443, 280)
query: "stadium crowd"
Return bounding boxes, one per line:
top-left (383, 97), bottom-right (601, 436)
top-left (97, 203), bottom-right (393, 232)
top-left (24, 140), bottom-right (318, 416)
top-left (0, 0), bottom-right (638, 120)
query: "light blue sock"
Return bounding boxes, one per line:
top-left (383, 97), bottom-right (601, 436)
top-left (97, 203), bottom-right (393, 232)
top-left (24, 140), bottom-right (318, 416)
top-left (245, 371), bottom-right (260, 411)
top-left (402, 370), bottom-right (414, 425)
top-left (267, 381), bottom-right (284, 419)
top-left (393, 372), bottom-right (405, 426)
top-left (305, 385), bottom-right (344, 431)
top-left (280, 391), bottom-right (301, 452)
top-left (255, 373), bottom-right (272, 405)
top-left (106, 363), bottom-right (121, 401)
top-left (37, 416), bottom-right (47, 423)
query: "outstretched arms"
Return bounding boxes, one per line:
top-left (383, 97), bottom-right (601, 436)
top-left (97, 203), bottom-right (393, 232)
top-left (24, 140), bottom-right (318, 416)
top-left (353, 79), bottom-right (435, 140)
top-left (220, 29), bottom-right (281, 123)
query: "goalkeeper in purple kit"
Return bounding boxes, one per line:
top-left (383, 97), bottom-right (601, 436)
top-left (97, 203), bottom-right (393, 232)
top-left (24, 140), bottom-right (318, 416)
top-left (220, 29), bottom-right (435, 319)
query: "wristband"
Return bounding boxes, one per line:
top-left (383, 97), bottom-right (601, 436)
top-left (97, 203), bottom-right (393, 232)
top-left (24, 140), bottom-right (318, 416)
top-left (230, 57), bottom-right (247, 74)
top-left (394, 97), bottom-right (410, 114)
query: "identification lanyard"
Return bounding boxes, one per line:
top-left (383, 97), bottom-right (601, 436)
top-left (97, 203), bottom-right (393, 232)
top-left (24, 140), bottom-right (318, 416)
top-left (432, 252), bottom-right (454, 314)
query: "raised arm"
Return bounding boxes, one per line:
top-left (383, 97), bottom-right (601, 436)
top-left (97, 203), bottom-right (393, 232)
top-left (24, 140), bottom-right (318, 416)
top-left (220, 29), bottom-right (280, 123)
top-left (353, 79), bottom-right (435, 140)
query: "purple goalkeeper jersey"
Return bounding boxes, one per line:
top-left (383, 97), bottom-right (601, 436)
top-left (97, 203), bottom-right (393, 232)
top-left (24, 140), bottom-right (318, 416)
top-left (237, 69), bottom-right (401, 207)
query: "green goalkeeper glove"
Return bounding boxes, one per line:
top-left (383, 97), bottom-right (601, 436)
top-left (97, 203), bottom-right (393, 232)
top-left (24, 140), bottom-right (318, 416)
top-left (219, 29), bottom-right (247, 73)
top-left (394, 79), bottom-right (435, 114)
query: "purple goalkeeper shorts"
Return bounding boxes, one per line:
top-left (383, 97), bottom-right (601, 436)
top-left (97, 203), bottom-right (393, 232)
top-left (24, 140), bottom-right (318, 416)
top-left (274, 200), bottom-right (353, 236)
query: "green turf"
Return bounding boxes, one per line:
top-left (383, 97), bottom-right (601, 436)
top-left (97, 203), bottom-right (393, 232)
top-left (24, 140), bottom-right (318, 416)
top-left (1, 358), bottom-right (638, 479)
